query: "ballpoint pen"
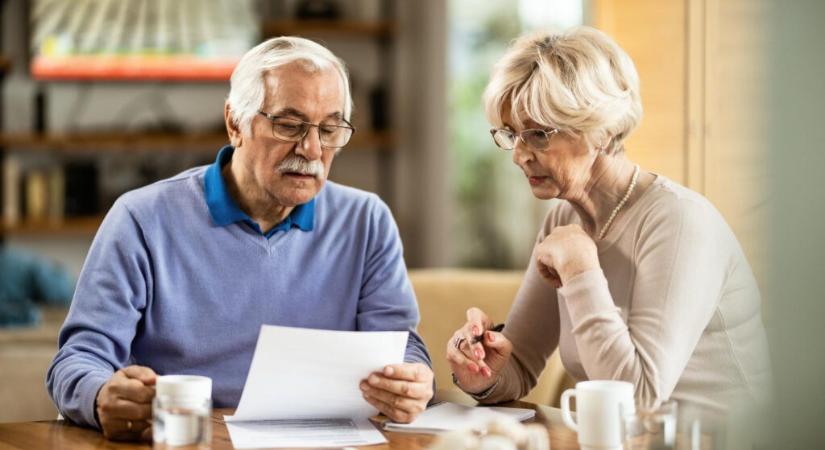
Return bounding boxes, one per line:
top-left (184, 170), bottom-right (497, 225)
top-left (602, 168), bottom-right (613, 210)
top-left (472, 323), bottom-right (505, 344)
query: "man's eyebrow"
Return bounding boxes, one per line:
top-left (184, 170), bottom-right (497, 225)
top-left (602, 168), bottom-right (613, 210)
top-left (271, 107), bottom-right (310, 121)
top-left (271, 108), bottom-right (344, 121)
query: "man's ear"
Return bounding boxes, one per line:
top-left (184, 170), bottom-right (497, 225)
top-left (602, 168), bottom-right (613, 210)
top-left (224, 102), bottom-right (243, 148)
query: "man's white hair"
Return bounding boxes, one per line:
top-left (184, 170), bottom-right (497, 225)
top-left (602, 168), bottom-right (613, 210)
top-left (227, 36), bottom-right (353, 135)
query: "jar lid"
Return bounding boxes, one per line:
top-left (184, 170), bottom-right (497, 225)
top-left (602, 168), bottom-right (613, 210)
top-left (156, 375), bottom-right (212, 400)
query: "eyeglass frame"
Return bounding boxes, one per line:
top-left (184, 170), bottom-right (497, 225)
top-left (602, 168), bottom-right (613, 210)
top-left (258, 111), bottom-right (356, 149)
top-left (489, 127), bottom-right (561, 152)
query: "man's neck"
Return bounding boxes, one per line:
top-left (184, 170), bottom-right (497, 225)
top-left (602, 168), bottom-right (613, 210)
top-left (222, 161), bottom-right (293, 233)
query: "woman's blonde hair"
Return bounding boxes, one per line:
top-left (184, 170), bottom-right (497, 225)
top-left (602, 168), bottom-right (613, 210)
top-left (483, 26), bottom-right (642, 154)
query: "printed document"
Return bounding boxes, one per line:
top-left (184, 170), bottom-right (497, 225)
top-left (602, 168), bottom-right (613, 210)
top-left (224, 325), bottom-right (409, 447)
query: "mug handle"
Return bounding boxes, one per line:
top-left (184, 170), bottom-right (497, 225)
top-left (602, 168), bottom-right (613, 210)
top-left (560, 388), bottom-right (578, 432)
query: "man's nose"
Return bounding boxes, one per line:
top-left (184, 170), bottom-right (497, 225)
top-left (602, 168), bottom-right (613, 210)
top-left (295, 127), bottom-right (323, 160)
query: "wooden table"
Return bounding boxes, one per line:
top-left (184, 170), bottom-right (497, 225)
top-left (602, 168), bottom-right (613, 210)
top-left (0, 392), bottom-right (580, 450)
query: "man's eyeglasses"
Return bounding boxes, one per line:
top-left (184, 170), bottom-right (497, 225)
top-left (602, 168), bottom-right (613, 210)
top-left (258, 111), bottom-right (356, 149)
top-left (489, 127), bottom-right (560, 151)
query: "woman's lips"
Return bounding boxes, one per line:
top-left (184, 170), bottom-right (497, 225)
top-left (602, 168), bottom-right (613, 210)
top-left (528, 176), bottom-right (547, 186)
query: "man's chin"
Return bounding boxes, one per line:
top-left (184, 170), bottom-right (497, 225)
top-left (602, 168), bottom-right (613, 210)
top-left (273, 182), bottom-right (324, 206)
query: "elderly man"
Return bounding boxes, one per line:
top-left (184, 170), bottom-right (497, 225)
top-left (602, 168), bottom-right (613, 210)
top-left (46, 37), bottom-right (433, 441)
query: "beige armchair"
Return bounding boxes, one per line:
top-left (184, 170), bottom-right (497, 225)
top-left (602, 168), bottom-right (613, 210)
top-left (410, 269), bottom-right (573, 406)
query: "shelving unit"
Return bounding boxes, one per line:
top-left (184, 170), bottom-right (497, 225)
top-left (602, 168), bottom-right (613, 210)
top-left (2, 1), bottom-right (399, 238)
top-left (0, 130), bottom-right (393, 153)
top-left (263, 20), bottom-right (395, 38)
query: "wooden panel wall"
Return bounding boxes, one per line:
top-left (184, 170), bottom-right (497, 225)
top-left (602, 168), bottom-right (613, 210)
top-left (592, 0), bottom-right (688, 184)
top-left (591, 0), bottom-right (769, 293)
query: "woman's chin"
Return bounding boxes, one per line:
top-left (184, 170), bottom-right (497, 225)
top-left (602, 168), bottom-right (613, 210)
top-left (529, 184), bottom-right (560, 200)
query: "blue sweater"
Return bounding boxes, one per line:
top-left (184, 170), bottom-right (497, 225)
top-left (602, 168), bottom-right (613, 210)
top-left (47, 147), bottom-right (430, 428)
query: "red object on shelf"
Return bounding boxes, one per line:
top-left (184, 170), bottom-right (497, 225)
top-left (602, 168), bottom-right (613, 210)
top-left (31, 55), bottom-right (240, 81)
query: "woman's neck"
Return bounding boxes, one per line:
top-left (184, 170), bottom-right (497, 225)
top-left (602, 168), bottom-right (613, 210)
top-left (565, 154), bottom-right (650, 239)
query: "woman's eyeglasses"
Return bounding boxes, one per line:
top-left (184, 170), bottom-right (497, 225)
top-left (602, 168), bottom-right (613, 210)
top-left (489, 127), bottom-right (559, 151)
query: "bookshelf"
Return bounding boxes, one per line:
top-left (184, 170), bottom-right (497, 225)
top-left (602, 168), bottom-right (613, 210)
top-left (0, 131), bottom-right (394, 153)
top-left (0, 215), bottom-right (104, 237)
top-left (2, 1), bottom-right (400, 238)
top-left (263, 20), bottom-right (395, 38)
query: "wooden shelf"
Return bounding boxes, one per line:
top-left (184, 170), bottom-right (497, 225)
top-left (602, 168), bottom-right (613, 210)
top-left (0, 131), bottom-right (228, 152)
top-left (0, 131), bottom-right (394, 153)
top-left (1, 215), bottom-right (105, 236)
top-left (263, 20), bottom-right (395, 38)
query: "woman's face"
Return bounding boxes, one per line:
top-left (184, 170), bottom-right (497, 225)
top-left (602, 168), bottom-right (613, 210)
top-left (502, 112), bottom-right (596, 201)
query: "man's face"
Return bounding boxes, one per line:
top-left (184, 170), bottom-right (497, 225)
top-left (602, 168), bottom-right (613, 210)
top-left (229, 63), bottom-right (346, 207)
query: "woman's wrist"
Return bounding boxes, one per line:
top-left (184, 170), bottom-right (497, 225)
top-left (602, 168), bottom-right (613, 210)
top-left (451, 372), bottom-right (500, 399)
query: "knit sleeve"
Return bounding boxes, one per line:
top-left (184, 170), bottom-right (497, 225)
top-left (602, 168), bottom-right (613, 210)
top-left (46, 197), bottom-right (153, 428)
top-left (477, 214), bottom-right (563, 404)
top-left (356, 196), bottom-right (432, 369)
top-left (560, 197), bottom-right (727, 408)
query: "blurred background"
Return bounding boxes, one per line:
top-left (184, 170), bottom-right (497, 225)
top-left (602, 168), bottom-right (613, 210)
top-left (1, 0), bottom-right (823, 447)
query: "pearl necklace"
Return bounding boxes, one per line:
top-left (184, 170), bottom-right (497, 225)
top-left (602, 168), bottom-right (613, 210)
top-left (597, 164), bottom-right (640, 240)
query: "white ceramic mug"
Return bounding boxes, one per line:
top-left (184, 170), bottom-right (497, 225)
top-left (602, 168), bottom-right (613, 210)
top-left (561, 380), bottom-right (635, 450)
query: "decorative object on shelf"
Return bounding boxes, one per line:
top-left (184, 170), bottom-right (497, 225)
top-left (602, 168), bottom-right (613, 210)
top-left (370, 84), bottom-right (390, 130)
top-left (64, 161), bottom-right (99, 217)
top-left (295, 0), bottom-right (342, 19)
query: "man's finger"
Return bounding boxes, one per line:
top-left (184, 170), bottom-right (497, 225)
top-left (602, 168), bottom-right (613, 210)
top-left (365, 375), bottom-right (430, 399)
top-left (361, 384), bottom-right (426, 415)
top-left (363, 392), bottom-right (414, 424)
top-left (382, 364), bottom-right (431, 382)
top-left (121, 366), bottom-right (157, 385)
top-left (109, 380), bottom-right (155, 404)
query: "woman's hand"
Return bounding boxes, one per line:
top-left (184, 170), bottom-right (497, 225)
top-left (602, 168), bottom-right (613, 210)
top-left (446, 308), bottom-right (512, 395)
top-left (535, 224), bottom-right (600, 288)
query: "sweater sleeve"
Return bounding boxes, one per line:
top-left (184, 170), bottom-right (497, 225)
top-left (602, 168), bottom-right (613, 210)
top-left (356, 196), bottom-right (432, 369)
top-left (478, 230), bottom-right (562, 404)
top-left (45, 198), bottom-right (152, 428)
top-left (559, 198), bottom-right (727, 408)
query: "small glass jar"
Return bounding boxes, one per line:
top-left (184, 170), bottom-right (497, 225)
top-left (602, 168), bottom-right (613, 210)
top-left (153, 395), bottom-right (211, 449)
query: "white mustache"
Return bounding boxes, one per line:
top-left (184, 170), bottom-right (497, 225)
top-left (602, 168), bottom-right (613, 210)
top-left (277, 155), bottom-right (324, 179)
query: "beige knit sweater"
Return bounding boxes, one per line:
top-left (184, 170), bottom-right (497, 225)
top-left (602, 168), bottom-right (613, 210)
top-left (480, 176), bottom-right (772, 412)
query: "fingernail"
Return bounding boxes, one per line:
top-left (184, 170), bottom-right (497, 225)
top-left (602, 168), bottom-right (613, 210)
top-left (475, 349), bottom-right (482, 359)
top-left (472, 326), bottom-right (479, 336)
top-left (369, 375), bottom-right (379, 385)
top-left (384, 366), bottom-right (394, 376)
top-left (363, 392), bottom-right (370, 399)
top-left (360, 383), bottom-right (368, 391)
top-left (489, 332), bottom-right (495, 342)
top-left (485, 368), bottom-right (492, 377)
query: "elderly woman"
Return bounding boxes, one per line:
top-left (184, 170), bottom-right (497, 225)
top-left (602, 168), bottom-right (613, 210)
top-left (447, 27), bottom-right (771, 412)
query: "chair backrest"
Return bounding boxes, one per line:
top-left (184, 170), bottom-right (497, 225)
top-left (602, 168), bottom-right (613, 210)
top-left (409, 269), bottom-right (572, 406)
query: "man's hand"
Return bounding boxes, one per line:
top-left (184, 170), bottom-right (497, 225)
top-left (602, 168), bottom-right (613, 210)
top-left (360, 363), bottom-right (434, 423)
top-left (95, 365), bottom-right (157, 441)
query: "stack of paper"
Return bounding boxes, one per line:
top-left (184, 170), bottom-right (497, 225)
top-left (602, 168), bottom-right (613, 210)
top-left (383, 401), bottom-right (536, 434)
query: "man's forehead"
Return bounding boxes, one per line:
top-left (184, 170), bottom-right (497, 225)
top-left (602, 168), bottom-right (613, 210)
top-left (261, 66), bottom-right (345, 119)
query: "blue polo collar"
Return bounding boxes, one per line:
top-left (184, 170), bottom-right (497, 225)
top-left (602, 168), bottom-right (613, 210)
top-left (204, 146), bottom-right (315, 237)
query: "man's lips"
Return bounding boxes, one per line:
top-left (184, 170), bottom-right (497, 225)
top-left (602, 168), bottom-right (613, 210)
top-left (283, 172), bottom-right (316, 179)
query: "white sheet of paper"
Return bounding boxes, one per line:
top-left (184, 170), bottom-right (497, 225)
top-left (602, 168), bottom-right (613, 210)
top-left (225, 418), bottom-right (386, 448)
top-left (383, 401), bottom-right (536, 434)
top-left (225, 325), bottom-right (408, 422)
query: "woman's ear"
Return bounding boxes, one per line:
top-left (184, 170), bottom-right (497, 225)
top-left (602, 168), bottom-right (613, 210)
top-left (224, 103), bottom-right (243, 148)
